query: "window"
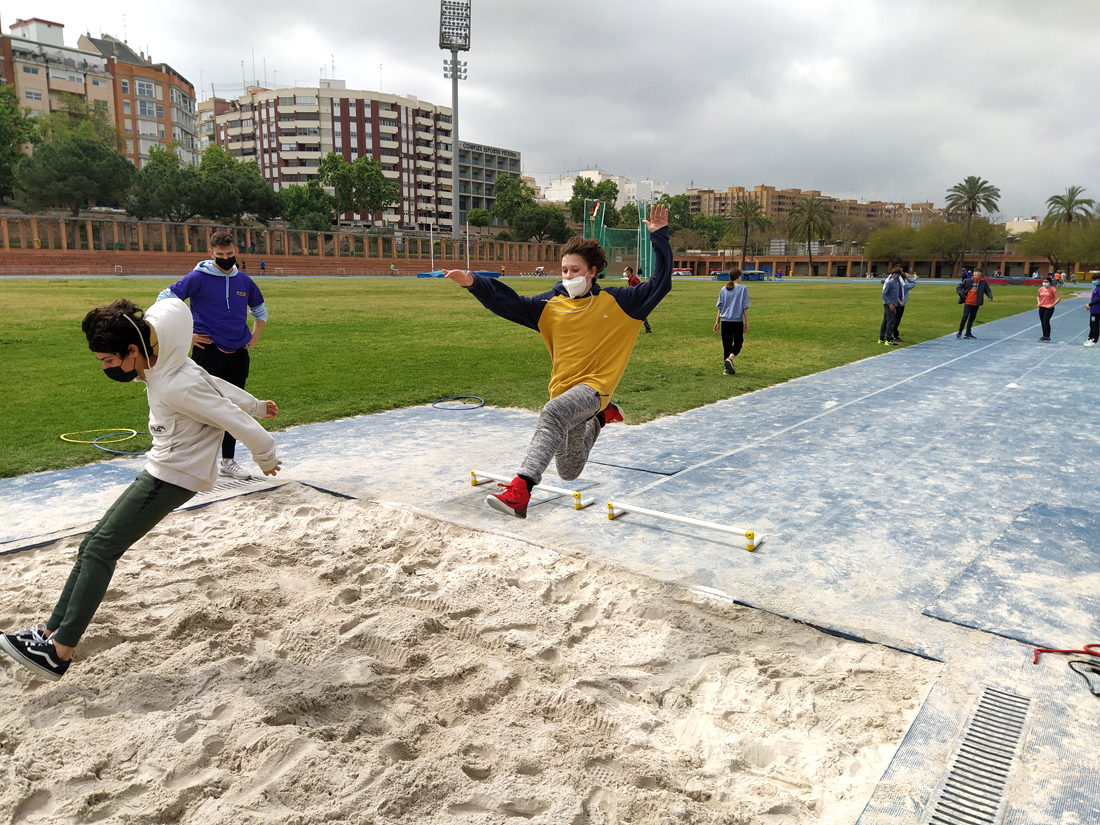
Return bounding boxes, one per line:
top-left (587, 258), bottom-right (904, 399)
top-left (121, 79), bottom-right (130, 94)
top-left (295, 95), bottom-right (317, 106)
top-left (22, 66), bottom-right (39, 75)
top-left (124, 118), bottom-right (132, 134)
top-left (278, 97), bottom-right (294, 106)
top-left (95, 99), bottom-right (108, 112)
top-left (157, 104), bottom-right (164, 119)
top-left (25, 89), bottom-right (42, 101)
top-left (92, 77), bottom-right (108, 87)
top-left (138, 100), bottom-right (156, 117)
top-left (136, 80), bottom-right (154, 98)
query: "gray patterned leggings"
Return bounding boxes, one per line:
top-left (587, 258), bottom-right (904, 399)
top-left (519, 384), bottom-right (604, 486)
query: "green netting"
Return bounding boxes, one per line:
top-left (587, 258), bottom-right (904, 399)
top-left (583, 200), bottom-right (654, 277)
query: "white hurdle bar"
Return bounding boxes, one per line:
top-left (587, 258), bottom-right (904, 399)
top-left (607, 500), bottom-right (760, 551)
top-left (470, 470), bottom-right (597, 510)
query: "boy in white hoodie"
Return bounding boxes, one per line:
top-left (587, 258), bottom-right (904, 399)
top-left (0, 297), bottom-right (282, 681)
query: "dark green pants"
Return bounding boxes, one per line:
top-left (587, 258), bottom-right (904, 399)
top-left (48, 470), bottom-right (195, 647)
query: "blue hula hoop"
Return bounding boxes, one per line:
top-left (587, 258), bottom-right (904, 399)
top-left (93, 432), bottom-right (149, 456)
top-left (432, 396), bottom-right (485, 410)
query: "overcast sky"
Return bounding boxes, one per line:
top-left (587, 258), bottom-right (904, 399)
top-left (27, 0), bottom-right (1100, 217)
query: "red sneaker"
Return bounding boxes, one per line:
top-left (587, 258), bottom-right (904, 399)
top-left (486, 477), bottom-right (531, 518)
top-left (599, 403), bottom-right (624, 428)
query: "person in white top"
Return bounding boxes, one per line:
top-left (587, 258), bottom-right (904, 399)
top-left (0, 297), bottom-right (282, 682)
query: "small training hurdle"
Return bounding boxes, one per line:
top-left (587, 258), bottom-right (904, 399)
top-left (606, 500), bottom-right (760, 551)
top-left (470, 470), bottom-right (597, 510)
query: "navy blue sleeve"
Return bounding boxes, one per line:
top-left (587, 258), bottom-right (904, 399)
top-left (605, 226), bottom-right (673, 321)
top-left (465, 274), bottom-right (549, 331)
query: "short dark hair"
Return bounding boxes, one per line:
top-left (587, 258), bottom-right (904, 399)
top-left (210, 229), bottom-right (236, 249)
top-left (624, 266), bottom-right (634, 274)
top-left (891, 266), bottom-right (904, 275)
top-left (83, 299), bottom-right (153, 357)
top-left (561, 237), bottom-right (607, 274)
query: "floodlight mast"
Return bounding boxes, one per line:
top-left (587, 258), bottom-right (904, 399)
top-left (440, 0), bottom-right (471, 240)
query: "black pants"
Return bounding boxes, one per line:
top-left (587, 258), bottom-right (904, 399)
top-left (880, 306), bottom-right (896, 341)
top-left (1038, 306), bottom-right (1054, 339)
top-left (959, 305), bottom-right (979, 335)
top-left (720, 320), bottom-right (744, 359)
top-left (191, 344), bottom-right (250, 459)
top-left (893, 304), bottom-right (906, 338)
top-left (1091, 314), bottom-right (1100, 343)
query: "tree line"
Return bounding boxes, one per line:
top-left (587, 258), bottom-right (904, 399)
top-left (0, 90), bottom-right (403, 231)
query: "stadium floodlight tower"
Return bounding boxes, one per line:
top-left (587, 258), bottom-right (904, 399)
top-left (440, 0), bottom-right (470, 240)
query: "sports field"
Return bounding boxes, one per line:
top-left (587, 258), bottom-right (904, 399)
top-left (0, 277), bottom-right (1051, 478)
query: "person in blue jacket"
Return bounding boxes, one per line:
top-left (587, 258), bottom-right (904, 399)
top-left (892, 269), bottom-right (917, 342)
top-left (879, 268), bottom-right (901, 345)
top-left (1085, 275), bottom-right (1100, 346)
top-left (444, 204), bottom-right (672, 518)
top-left (158, 229), bottom-right (269, 479)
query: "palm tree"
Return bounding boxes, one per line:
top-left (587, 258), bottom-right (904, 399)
top-left (731, 198), bottom-right (768, 269)
top-left (944, 176), bottom-right (1000, 276)
top-left (786, 196), bottom-right (835, 276)
top-left (1045, 186), bottom-right (1094, 226)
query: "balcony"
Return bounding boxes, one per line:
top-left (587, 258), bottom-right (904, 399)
top-left (378, 138), bottom-right (399, 150)
top-left (381, 168), bottom-right (399, 179)
top-left (415, 115), bottom-right (434, 127)
top-left (378, 122), bottom-right (399, 135)
top-left (416, 158), bottom-right (434, 170)
top-left (417, 174), bottom-right (435, 185)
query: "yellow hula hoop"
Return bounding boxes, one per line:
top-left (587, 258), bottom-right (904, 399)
top-left (60, 428), bottom-right (138, 444)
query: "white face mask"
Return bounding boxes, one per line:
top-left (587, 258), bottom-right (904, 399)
top-left (563, 275), bottom-right (590, 298)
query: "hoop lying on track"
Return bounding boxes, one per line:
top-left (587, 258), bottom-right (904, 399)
top-left (471, 470), bottom-right (597, 511)
top-left (607, 500), bottom-right (760, 551)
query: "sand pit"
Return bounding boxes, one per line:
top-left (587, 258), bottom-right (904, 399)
top-left (0, 484), bottom-right (939, 824)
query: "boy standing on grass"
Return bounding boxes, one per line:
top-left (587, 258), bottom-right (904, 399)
top-left (879, 268), bottom-right (900, 346)
top-left (444, 204), bottom-right (672, 518)
top-left (158, 229), bottom-right (269, 480)
top-left (0, 297), bottom-right (281, 681)
top-left (957, 269), bottom-right (993, 339)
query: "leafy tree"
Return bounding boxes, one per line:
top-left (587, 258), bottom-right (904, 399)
top-left (466, 207), bottom-right (493, 230)
top-left (657, 193), bottom-right (692, 231)
top-left (786, 195), bottom-right (835, 276)
top-left (944, 175), bottom-right (1000, 276)
top-left (670, 228), bottom-right (705, 253)
top-left (0, 85), bottom-right (34, 201)
top-left (126, 145), bottom-right (204, 222)
top-left (512, 204), bottom-right (572, 243)
top-left (1019, 222), bottom-right (1076, 273)
top-left (618, 202), bottom-right (639, 228)
top-left (15, 134), bottom-right (134, 216)
top-left (318, 151), bottom-right (400, 223)
top-left (1045, 185), bottom-right (1094, 227)
top-left (490, 175), bottom-right (536, 224)
top-left (569, 177), bottom-right (620, 226)
top-left (196, 146), bottom-right (281, 225)
top-left (1069, 221), bottom-right (1100, 268)
top-left (968, 218), bottom-right (1008, 272)
top-left (913, 221), bottom-right (966, 274)
top-left (30, 93), bottom-right (123, 151)
top-left (865, 225), bottom-right (916, 268)
top-left (731, 198), bottom-right (768, 268)
top-left (281, 179), bottom-right (335, 232)
top-left (692, 212), bottom-right (728, 251)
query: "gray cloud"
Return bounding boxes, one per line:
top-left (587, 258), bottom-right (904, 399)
top-left (38, 0), bottom-right (1100, 215)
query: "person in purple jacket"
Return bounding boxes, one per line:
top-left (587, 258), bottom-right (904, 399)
top-left (157, 229), bottom-right (269, 479)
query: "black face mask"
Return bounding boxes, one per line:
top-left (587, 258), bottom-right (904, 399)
top-left (104, 363), bottom-right (138, 382)
top-left (215, 256), bottom-right (237, 271)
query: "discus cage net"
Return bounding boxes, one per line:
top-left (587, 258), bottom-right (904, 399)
top-left (583, 199), bottom-right (654, 278)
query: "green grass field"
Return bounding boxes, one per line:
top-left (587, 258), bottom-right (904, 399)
top-left (0, 276), bottom-right (1055, 478)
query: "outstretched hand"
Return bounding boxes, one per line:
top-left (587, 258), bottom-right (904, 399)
top-left (445, 269), bottom-right (474, 287)
top-left (643, 203), bottom-right (669, 233)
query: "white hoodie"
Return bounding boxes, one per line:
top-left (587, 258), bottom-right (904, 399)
top-left (140, 297), bottom-right (278, 492)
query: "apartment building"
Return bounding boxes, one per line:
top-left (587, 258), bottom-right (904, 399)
top-left (457, 141), bottom-right (522, 225)
top-left (214, 80), bottom-right (482, 231)
top-left (5, 19), bottom-right (114, 122)
top-left (197, 97), bottom-right (232, 152)
top-left (78, 34), bottom-right (199, 169)
top-left (687, 183), bottom-right (948, 226)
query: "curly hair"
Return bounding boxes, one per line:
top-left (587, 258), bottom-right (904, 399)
top-left (210, 229), bottom-right (236, 249)
top-left (560, 237), bottom-right (607, 275)
top-left (82, 299), bottom-right (153, 356)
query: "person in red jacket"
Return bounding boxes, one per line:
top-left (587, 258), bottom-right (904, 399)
top-left (624, 267), bottom-right (653, 333)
